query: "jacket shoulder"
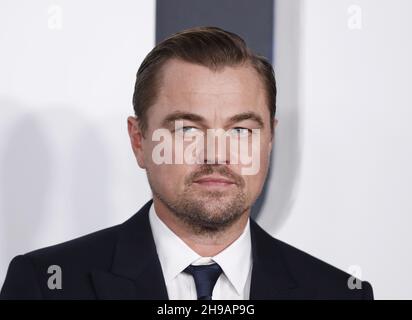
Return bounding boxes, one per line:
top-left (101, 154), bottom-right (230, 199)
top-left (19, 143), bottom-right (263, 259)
top-left (1, 224), bottom-right (121, 299)
top-left (252, 221), bottom-right (374, 299)
top-left (26, 224), bottom-right (120, 265)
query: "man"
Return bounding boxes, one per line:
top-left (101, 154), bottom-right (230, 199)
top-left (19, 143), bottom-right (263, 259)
top-left (0, 27), bottom-right (373, 300)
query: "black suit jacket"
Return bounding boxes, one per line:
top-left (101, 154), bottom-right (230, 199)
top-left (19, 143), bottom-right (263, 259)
top-left (0, 200), bottom-right (373, 299)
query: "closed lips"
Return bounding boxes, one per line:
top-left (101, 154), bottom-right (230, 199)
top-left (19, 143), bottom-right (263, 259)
top-left (193, 176), bottom-right (235, 184)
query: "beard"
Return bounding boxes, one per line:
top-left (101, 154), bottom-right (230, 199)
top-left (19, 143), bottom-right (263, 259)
top-left (150, 165), bottom-right (249, 235)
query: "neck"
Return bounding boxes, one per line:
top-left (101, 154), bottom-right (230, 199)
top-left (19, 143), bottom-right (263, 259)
top-left (152, 197), bottom-right (250, 257)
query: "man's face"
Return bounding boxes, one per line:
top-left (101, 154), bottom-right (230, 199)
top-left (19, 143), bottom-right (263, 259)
top-left (128, 59), bottom-right (277, 233)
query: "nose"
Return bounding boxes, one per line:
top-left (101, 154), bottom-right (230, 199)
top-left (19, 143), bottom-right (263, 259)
top-left (203, 129), bottom-right (231, 165)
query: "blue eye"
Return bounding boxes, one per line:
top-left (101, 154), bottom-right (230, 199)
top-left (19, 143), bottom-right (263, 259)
top-left (230, 127), bottom-right (251, 136)
top-left (178, 126), bottom-right (199, 134)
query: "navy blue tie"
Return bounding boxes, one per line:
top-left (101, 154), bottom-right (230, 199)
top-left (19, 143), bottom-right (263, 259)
top-left (184, 263), bottom-right (223, 300)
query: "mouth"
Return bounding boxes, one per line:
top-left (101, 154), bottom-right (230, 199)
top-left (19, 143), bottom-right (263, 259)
top-left (192, 175), bottom-right (236, 188)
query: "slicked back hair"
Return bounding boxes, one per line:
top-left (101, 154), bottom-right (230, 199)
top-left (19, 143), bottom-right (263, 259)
top-left (132, 26), bottom-right (276, 136)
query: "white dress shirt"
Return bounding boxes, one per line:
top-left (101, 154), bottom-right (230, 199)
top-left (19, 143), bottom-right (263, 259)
top-left (149, 203), bottom-right (253, 300)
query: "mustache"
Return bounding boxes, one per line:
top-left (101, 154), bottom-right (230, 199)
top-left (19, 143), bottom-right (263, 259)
top-left (186, 165), bottom-right (245, 187)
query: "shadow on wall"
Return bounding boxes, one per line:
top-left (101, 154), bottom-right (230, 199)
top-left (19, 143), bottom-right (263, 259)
top-left (251, 0), bottom-right (302, 235)
top-left (0, 99), bottom-right (112, 283)
top-left (0, 100), bottom-right (51, 268)
top-left (69, 123), bottom-right (112, 235)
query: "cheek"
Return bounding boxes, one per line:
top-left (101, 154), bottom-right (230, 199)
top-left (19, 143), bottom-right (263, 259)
top-left (246, 138), bottom-right (271, 191)
top-left (142, 137), bottom-right (195, 192)
top-left (147, 163), bottom-right (190, 191)
top-left (260, 135), bottom-right (272, 168)
top-left (260, 148), bottom-right (271, 174)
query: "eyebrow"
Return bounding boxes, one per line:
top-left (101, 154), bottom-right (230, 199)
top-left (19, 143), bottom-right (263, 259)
top-left (161, 111), bottom-right (206, 127)
top-left (161, 110), bottom-right (265, 129)
top-left (227, 112), bottom-right (264, 128)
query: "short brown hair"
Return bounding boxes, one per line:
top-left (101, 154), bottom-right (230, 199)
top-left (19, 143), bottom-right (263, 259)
top-left (132, 26), bottom-right (276, 136)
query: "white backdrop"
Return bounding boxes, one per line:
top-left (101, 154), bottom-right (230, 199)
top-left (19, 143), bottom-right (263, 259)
top-left (1, 0), bottom-right (411, 299)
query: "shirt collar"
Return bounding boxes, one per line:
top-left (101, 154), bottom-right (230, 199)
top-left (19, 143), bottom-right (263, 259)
top-left (149, 203), bottom-right (252, 296)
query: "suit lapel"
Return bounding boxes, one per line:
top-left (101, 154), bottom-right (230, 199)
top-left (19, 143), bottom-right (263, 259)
top-left (91, 199), bottom-right (169, 299)
top-left (249, 219), bottom-right (301, 299)
top-left (91, 199), bottom-right (304, 299)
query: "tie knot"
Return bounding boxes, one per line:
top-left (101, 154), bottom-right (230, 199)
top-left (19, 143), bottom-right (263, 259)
top-left (184, 263), bottom-right (223, 300)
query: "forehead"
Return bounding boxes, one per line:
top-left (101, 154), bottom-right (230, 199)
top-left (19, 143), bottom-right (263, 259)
top-left (151, 59), bottom-right (268, 118)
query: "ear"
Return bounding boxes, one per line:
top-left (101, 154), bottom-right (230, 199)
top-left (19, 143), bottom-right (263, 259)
top-left (127, 116), bottom-right (146, 169)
